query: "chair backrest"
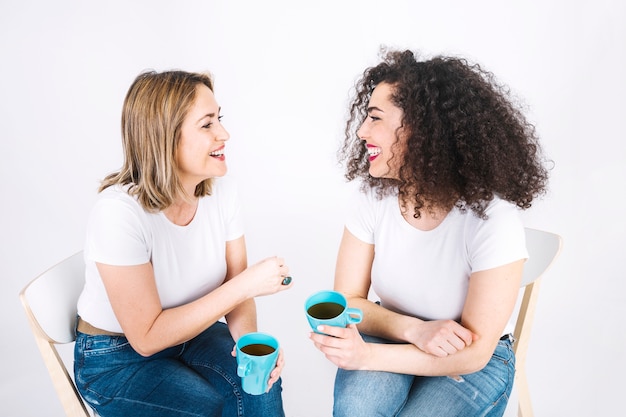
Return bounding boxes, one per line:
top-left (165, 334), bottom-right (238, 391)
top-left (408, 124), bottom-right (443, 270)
top-left (19, 251), bottom-right (92, 417)
top-left (520, 228), bottom-right (563, 287)
top-left (510, 228), bottom-right (563, 417)
top-left (514, 228), bottom-right (562, 357)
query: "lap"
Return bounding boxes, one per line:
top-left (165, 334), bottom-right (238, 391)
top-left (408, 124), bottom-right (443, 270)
top-left (333, 333), bottom-right (412, 417)
top-left (75, 321), bottom-right (284, 417)
top-left (182, 322), bottom-right (285, 417)
top-left (399, 340), bottom-right (515, 417)
top-left (334, 335), bottom-right (515, 417)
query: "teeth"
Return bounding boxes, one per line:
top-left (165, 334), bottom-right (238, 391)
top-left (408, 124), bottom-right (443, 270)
top-left (367, 147), bottom-right (381, 156)
top-left (210, 149), bottom-right (224, 156)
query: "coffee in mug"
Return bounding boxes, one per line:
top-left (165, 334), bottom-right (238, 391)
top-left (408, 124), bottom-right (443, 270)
top-left (305, 290), bottom-right (363, 334)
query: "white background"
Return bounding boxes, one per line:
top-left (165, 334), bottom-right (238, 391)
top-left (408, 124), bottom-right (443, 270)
top-left (1, 1), bottom-right (625, 416)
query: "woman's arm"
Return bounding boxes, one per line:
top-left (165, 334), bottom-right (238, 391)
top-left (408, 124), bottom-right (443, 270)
top-left (98, 235), bottom-right (291, 356)
top-left (333, 228), bottom-right (427, 342)
top-left (223, 235), bottom-right (257, 341)
top-left (313, 227), bottom-right (523, 376)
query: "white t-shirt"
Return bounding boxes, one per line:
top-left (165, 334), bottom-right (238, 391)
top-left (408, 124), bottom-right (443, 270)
top-left (345, 188), bottom-right (528, 334)
top-left (77, 177), bottom-right (244, 333)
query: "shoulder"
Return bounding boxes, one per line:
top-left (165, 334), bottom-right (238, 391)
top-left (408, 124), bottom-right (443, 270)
top-left (463, 197), bottom-right (527, 270)
top-left (90, 185), bottom-right (147, 223)
top-left (481, 197), bottom-right (524, 232)
top-left (465, 197), bottom-right (524, 233)
top-left (97, 184), bottom-right (136, 203)
top-left (459, 197), bottom-right (526, 249)
top-left (345, 183), bottom-right (398, 243)
top-left (346, 184), bottom-right (384, 222)
top-left (97, 184), bottom-right (142, 206)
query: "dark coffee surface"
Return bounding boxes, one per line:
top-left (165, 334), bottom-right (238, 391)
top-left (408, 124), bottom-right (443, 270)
top-left (240, 343), bottom-right (276, 356)
top-left (307, 302), bottom-right (344, 319)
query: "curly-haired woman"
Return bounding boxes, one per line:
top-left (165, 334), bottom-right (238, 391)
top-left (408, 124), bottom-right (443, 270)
top-left (309, 49), bottom-right (550, 416)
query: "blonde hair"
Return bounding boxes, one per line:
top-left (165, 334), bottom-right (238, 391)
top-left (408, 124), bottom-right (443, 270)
top-left (100, 70), bottom-right (214, 211)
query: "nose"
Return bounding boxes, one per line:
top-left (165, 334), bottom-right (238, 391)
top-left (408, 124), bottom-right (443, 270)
top-left (217, 122), bottom-right (230, 142)
top-left (357, 120), bottom-right (369, 140)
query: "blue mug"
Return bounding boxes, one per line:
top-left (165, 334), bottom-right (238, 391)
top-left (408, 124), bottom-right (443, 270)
top-left (305, 290), bottom-right (363, 334)
top-left (236, 332), bottom-right (280, 395)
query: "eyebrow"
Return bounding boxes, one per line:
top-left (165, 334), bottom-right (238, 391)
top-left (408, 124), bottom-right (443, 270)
top-left (367, 106), bottom-right (384, 113)
top-left (197, 107), bottom-right (222, 123)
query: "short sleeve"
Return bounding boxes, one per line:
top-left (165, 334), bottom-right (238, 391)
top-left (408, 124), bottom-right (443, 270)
top-left (468, 199), bottom-right (528, 273)
top-left (84, 188), bottom-right (151, 266)
top-left (344, 188), bottom-right (376, 244)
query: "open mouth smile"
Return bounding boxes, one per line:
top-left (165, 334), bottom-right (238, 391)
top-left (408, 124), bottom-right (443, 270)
top-left (366, 144), bottom-right (381, 161)
top-left (210, 147), bottom-right (225, 159)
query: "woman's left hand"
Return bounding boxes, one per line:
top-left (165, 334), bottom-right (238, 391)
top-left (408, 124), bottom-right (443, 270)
top-left (309, 324), bottom-right (371, 370)
top-left (266, 348), bottom-right (285, 391)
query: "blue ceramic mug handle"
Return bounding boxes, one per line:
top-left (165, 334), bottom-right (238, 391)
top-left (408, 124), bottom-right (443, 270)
top-left (345, 307), bottom-right (363, 325)
top-left (237, 357), bottom-right (251, 377)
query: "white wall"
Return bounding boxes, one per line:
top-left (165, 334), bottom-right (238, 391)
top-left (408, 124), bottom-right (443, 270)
top-left (1, 1), bottom-right (624, 416)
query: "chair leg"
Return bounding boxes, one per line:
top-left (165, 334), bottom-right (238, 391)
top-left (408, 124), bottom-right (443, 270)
top-left (516, 369), bottom-right (533, 417)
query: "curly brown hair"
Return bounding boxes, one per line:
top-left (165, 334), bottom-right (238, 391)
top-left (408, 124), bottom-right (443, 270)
top-left (339, 49), bottom-right (550, 219)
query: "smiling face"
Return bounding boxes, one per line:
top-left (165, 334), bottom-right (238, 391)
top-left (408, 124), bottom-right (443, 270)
top-left (357, 82), bottom-right (405, 179)
top-left (176, 84), bottom-right (230, 190)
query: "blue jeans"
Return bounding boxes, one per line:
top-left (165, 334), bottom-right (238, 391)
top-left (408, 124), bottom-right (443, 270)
top-left (74, 321), bottom-right (284, 417)
top-left (334, 334), bottom-right (515, 417)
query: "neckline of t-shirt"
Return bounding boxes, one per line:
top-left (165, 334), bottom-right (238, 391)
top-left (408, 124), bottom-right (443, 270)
top-left (159, 198), bottom-right (202, 229)
top-left (392, 198), bottom-right (456, 234)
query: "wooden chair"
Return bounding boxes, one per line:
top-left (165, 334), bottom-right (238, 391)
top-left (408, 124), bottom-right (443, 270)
top-left (505, 228), bottom-right (563, 417)
top-left (19, 251), bottom-right (95, 417)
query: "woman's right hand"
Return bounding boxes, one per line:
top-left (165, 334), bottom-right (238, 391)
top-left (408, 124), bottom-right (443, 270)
top-left (237, 256), bottom-right (292, 297)
top-left (405, 319), bottom-right (477, 357)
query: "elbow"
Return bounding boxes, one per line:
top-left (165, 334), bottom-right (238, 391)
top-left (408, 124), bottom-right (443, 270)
top-left (128, 338), bottom-right (160, 357)
top-left (460, 346), bottom-right (497, 374)
top-left (133, 344), bottom-right (157, 357)
top-left (135, 348), bottom-right (156, 358)
top-left (463, 356), bottom-right (491, 374)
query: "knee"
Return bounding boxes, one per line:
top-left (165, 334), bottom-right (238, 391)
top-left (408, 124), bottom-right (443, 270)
top-left (243, 378), bottom-right (284, 417)
top-left (333, 370), bottom-right (411, 417)
top-left (333, 373), bottom-right (378, 417)
top-left (334, 389), bottom-right (382, 417)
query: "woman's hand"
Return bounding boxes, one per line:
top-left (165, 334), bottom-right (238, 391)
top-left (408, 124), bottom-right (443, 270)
top-left (236, 256), bottom-right (293, 298)
top-left (266, 347), bottom-right (285, 391)
top-left (309, 324), bottom-right (372, 370)
top-left (405, 319), bottom-right (477, 357)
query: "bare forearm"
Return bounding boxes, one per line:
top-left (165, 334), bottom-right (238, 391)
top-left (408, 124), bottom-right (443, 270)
top-left (225, 298), bottom-right (257, 341)
top-left (365, 340), bottom-right (492, 376)
top-left (133, 278), bottom-right (251, 355)
top-left (347, 296), bottom-right (419, 343)
top-left (345, 298), bottom-right (490, 375)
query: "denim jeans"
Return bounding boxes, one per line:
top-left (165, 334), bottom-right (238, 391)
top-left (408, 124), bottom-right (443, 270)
top-left (74, 321), bottom-right (284, 417)
top-left (334, 334), bottom-right (515, 417)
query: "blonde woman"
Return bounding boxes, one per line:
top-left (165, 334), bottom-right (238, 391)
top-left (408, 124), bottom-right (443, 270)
top-left (74, 70), bottom-right (291, 417)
